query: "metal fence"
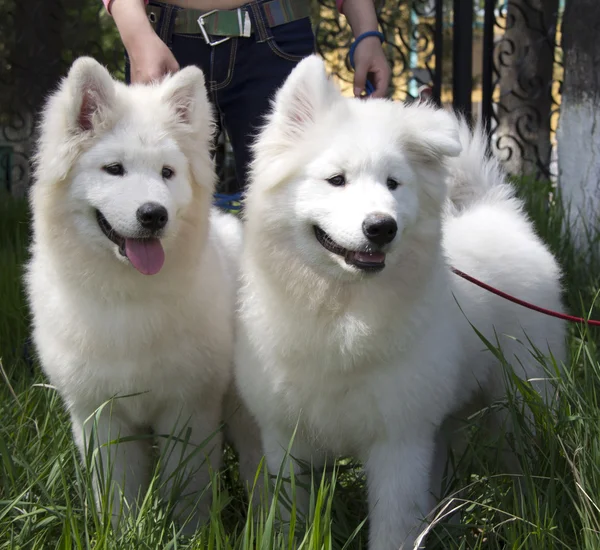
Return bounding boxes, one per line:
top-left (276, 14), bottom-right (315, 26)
top-left (0, 0), bottom-right (564, 197)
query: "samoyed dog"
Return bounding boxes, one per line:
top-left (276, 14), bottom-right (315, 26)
top-left (234, 55), bottom-right (566, 549)
top-left (25, 57), bottom-right (260, 532)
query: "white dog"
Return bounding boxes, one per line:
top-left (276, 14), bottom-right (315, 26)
top-left (25, 57), bottom-right (259, 532)
top-left (234, 55), bottom-right (566, 549)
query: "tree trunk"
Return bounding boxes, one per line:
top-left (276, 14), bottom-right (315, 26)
top-left (557, 0), bottom-right (600, 250)
top-left (495, 0), bottom-right (559, 178)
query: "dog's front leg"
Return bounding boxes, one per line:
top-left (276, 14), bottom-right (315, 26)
top-left (262, 426), bottom-right (327, 527)
top-left (154, 401), bottom-right (223, 534)
top-left (71, 406), bottom-right (151, 530)
top-left (365, 434), bottom-right (436, 550)
top-left (222, 383), bottom-right (265, 504)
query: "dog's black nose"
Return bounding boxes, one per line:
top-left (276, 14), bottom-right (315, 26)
top-left (362, 213), bottom-right (397, 246)
top-left (136, 202), bottom-right (168, 231)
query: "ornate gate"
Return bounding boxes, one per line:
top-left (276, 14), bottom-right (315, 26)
top-left (0, 0), bottom-right (564, 197)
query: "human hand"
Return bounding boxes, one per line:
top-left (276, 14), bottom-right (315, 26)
top-left (352, 35), bottom-right (391, 98)
top-left (127, 31), bottom-right (180, 84)
top-left (111, 0), bottom-right (180, 84)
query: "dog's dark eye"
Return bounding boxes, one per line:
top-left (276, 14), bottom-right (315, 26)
top-left (103, 163), bottom-right (125, 176)
top-left (387, 178), bottom-right (400, 191)
top-left (327, 174), bottom-right (346, 187)
top-left (162, 166), bottom-right (175, 179)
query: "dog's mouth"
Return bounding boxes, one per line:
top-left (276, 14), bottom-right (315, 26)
top-left (313, 226), bottom-right (386, 272)
top-left (96, 210), bottom-right (165, 276)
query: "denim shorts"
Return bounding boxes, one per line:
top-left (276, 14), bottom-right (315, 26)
top-left (125, 0), bottom-right (316, 195)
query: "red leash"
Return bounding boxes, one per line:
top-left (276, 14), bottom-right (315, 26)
top-left (451, 267), bottom-right (600, 327)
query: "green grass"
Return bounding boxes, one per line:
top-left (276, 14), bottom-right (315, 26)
top-left (1, 182), bottom-right (599, 549)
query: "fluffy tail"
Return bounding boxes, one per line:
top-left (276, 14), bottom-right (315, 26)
top-left (444, 116), bottom-right (516, 213)
top-left (210, 209), bottom-right (244, 277)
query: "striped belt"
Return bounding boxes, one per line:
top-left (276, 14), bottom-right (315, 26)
top-left (146, 0), bottom-right (310, 46)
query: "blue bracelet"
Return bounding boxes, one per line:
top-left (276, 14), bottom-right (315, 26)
top-left (348, 30), bottom-right (385, 97)
top-left (213, 191), bottom-right (243, 213)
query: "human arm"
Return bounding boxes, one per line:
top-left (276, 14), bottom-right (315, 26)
top-left (106, 0), bottom-right (180, 83)
top-left (339, 0), bottom-right (391, 98)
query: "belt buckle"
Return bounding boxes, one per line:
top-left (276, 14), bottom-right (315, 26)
top-left (197, 8), bottom-right (252, 45)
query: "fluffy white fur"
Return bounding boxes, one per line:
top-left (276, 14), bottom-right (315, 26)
top-left (234, 55), bottom-right (566, 549)
top-left (25, 57), bottom-right (260, 532)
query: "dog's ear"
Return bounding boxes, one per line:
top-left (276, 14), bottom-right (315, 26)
top-left (160, 66), bottom-right (212, 129)
top-left (66, 57), bottom-right (115, 134)
top-left (403, 105), bottom-right (462, 162)
top-left (246, 56), bottom-right (340, 193)
top-left (160, 67), bottom-right (216, 191)
top-left (270, 55), bottom-right (340, 139)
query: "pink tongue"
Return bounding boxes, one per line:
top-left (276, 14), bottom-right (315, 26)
top-left (352, 251), bottom-right (386, 264)
top-left (125, 238), bottom-right (165, 275)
